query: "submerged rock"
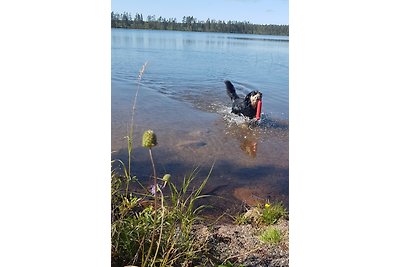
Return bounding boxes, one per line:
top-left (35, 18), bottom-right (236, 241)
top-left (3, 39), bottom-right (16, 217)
top-left (233, 187), bottom-right (267, 206)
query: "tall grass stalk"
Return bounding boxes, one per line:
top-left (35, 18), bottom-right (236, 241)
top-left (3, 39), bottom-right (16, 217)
top-left (127, 61), bottom-right (148, 184)
top-left (151, 186), bottom-right (164, 266)
top-left (143, 145), bottom-right (158, 266)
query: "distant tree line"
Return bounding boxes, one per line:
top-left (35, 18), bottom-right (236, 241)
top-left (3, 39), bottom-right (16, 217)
top-left (111, 12), bottom-right (289, 36)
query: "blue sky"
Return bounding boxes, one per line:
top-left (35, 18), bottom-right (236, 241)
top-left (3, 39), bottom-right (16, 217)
top-left (111, 0), bottom-right (288, 25)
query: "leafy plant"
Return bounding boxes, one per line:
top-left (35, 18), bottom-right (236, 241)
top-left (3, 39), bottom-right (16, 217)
top-left (261, 202), bottom-right (288, 225)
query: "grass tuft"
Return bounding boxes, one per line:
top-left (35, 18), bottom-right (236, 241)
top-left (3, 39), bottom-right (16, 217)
top-left (259, 227), bottom-right (282, 244)
top-left (261, 202), bottom-right (288, 225)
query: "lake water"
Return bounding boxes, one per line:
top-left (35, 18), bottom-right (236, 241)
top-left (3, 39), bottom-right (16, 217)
top-left (112, 28), bottom-right (289, 215)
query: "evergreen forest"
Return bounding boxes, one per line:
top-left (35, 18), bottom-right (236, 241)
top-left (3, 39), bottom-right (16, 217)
top-left (111, 12), bottom-right (289, 36)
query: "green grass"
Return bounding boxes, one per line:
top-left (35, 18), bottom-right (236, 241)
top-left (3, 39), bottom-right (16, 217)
top-left (233, 202), bottom-right (288, 226)
top-left (259, 227), bottom-right (282, 244)
top-left (111, 155), bottom-right (211, 267)
top-left (234, 213), bottom-right (250, 225)
top-left (262, 202), bottom-right (288, 225)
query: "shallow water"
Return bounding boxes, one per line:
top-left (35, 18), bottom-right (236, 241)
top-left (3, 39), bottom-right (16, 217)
top-left (111, 29), bottom-right (289, 213)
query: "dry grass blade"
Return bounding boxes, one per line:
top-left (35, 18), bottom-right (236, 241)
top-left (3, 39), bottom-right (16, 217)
top-left (130, 61), bottom-right (148, 131)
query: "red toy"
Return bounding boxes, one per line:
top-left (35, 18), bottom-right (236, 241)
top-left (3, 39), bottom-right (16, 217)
top-left (256, 99), bottom-right (262, 120)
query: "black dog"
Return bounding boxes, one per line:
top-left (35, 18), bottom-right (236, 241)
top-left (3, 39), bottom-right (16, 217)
top-left (224, 80), bottom-right (262, 119)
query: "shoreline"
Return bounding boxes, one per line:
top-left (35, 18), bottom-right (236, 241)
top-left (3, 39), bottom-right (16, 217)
top-left (193, 216), bottom-right (289, 266)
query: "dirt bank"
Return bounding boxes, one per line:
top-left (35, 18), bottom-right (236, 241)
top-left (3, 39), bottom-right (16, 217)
top-left (193, 218), bottom-right (289, 267)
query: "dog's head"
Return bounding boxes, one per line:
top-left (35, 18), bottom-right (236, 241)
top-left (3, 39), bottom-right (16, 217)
top-left (245, 91), bottom-right (263, 109)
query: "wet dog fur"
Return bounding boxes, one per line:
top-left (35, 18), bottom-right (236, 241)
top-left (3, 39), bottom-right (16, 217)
top-left (224, 80), bottom-right (262, 119)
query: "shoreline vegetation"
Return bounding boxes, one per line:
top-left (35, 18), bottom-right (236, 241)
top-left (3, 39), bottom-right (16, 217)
top-left (111, 12), bottom-right (289, 36)
top-left (111, 62), bottom-right (289, 266)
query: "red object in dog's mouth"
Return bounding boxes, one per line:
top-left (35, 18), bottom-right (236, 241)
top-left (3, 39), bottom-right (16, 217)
top-left (256, 99), bottom-right (262, 120)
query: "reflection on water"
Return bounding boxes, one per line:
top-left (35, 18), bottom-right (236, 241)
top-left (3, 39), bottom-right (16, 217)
top-left (240, 139), bottom-right (258, 158)
top-left (223, 121), bottom-right (261, 158)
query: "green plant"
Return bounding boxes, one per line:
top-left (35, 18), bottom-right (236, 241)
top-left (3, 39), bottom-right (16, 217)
top-left (141, 129), bottom-right (160, 266)
top-left (261, 202), bottom-right (288, 225)
top-left (259, 227), bottom-right (282, 244)
top-left (234, 213), bottom-right (250, 225)
top-left (111, 163), bottom-right (211, 267)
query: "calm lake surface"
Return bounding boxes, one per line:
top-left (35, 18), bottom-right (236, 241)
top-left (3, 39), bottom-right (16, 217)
top-left (112, 28), bottom-right (289, 214)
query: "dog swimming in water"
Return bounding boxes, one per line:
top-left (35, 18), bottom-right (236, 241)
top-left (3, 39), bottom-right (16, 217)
top-left (224, 80), bottom-right (262, 120)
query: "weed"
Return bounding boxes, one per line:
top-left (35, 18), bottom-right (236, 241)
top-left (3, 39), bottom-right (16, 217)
top-left (234, 213), bottom-right (250, 225)
top-left (261, 202), bottom-right (288, 225)
top-left (259, 227), bottom-right (282, 244)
